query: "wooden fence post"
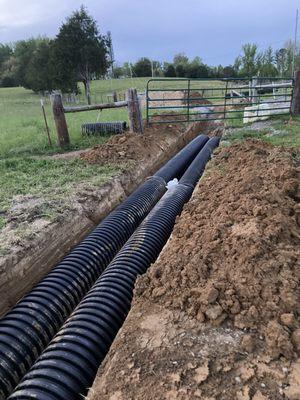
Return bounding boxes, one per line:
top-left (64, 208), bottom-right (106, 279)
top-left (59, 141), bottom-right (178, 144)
top-left (251, 76), bottom-right (258, 105)
top-left (51, 93), bottom-right (70, 148)
top-left (126, 88), bottom-right (144, 134)
top-left (291, 70), bottom-right (300, 115)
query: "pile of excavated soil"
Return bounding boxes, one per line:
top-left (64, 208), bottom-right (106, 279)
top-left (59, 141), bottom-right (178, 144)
top-left (81, 121), bottom-right (186, 164)
top-left (140, 90), bottom-right (185, 108)
top-left (88, 140), bottom-right (300, 400)
top-left (183, 90), bottom-right (212, 106)
top-left (141, 140), bottom-right (300, 352)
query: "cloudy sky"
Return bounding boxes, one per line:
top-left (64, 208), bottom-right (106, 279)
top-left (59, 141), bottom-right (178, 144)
top-left (0, 0), bottom-right (298, 65)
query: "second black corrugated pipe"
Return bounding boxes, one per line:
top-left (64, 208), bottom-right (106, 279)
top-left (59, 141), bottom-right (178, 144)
top-left (0, 176), bottom-right (165, 400)
top-left (8, 184), bottom-right (193, 400)
top-left (154, 134), bottom-right (208, 181)
top-left (0, 133), bottom-right (209, 399)
top-left (8, 136), bottom-right (220, 400)
top-left (180, 136), bottom-right (220, 188)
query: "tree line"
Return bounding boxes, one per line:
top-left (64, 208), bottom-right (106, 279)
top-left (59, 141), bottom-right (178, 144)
top-left (114, 43), bottom-right (297, 79)
top-left (0, 5), bottom-right (298, 104)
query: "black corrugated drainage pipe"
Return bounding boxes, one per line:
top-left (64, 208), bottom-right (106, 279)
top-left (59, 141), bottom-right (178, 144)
top-left (8, 136), bottom-right (220, 400)
top-left (81, 121), bottom-right (127, 136)
top-left (0, 133), bottom-right (209, 399)
top-left (154, 134), bottom-right (209, 182)
top-left (180, 136), bottom-right (220, 188)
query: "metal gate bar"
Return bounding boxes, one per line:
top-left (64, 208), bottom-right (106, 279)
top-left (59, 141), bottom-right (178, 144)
top-left (146, 77), bottom-right (293, 125)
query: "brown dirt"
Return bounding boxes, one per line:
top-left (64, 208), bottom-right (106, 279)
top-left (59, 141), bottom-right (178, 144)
top-left (183, 90), bottom-right (212, 106)
top-left (81, 113), bottom-right (223, 166)
top-left (140, 90), bottom-right (185, 109)
top-left (46, 148), bottom-right (91, 160)
top-left (87, 140), bottom-right (300, 400)
top-left (81, 120), bottom-right (206, 165)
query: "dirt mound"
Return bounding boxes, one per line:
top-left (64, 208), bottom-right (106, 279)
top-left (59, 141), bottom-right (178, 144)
top-left (88, 140), bottom-right (300, 400)
top-left (81, 122), bottom-right (186, 164)
top-left (139, 140), bottom-right (300, 359)
top-left (183, 90), bottom-right (212, 106)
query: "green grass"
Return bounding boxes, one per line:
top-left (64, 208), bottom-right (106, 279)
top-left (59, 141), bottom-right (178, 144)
top-left (0, 157), bottom-right (123, 212)
top-left (225, 115), bottom-right (300, 148)
top-left (0, 86), bottom-right (130, 159)
top-left (225, 110), bottom-right (244, 128)
top-left (0, 79), bottom-right (144, 235)
top-left (0, 217), bottom-right (5, 230)
top-left (265, 116), bottom-right (300, 147)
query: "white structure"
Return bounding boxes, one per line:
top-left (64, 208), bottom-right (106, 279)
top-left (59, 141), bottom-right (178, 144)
top-left (243, 101), bottom-right (290, 124)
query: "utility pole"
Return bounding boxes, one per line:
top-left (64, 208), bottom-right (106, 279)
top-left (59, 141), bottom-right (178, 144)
top-left (292, 9), bottom-right (299, 76)
top-left (107, 31), bottom-right (115, 78)
top-left (151, 60), bottom-right (154, 77)
top-left (129, 62), bottom-right (133, 79)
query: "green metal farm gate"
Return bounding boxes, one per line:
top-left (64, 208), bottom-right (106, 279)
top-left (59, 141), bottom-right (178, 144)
top-left (146, 77), bottom-right (293, 125)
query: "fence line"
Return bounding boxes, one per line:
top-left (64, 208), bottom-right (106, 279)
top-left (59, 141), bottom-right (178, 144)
top-left (51, 88), bottom-right (143, 148)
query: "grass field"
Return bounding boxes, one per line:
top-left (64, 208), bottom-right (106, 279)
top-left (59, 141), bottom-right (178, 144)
top-left (0, 80), bottom-right (144, 233)
top-left (0, 84), bottom-right (134, 159)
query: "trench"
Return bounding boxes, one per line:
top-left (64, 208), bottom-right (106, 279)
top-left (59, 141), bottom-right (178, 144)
top-left (0, 130), bottom-right (219, 399)
top-left (0, 121), bottom-right (211, 317)
top-left (5, 137), bottom-right (220, 400)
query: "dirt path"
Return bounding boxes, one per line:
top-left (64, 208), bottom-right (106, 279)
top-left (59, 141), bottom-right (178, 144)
top-left (87, 140), bottom-right (300, 400)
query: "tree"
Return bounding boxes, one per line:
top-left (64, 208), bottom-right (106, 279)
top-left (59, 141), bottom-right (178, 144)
top-left (275, 41), bottom-right (296, 77)
top-left (133, 58), bottom-right (152, 77)
top-left (185, 57), bottom-right (208, 78)
top-left (14, 39), bottom-right (38, 86)
top-left (122, 62), bottom-right (132, 78)
top-left (52, 6), bottom-right (109, 104)
top-left (152, 60), bottom-right (162, 77)
top-left (25, 38), bottom-right (55, 92)
top-left (164, 63), bottom-right (176, 77)
top-left (257, 47), bottom-right (278, 77)
top-left (10, 38), bottom-right (55, 92)
top-left (222, 65), bottom-right (237, 78)
top-left (0, 44), bottom-right (17, 87)
top-left (236, 43), bottom-right (259, 77)
top-left (0, 44), bottom-right (12, 73)
top-left (275, 48), bottom-right (289, 77)
top-left (175, 64), bottom-right (187, 77)
top-left (113, 66), bottom-right (125, 78)
top-left (173, 53), bottom-right (189, 67)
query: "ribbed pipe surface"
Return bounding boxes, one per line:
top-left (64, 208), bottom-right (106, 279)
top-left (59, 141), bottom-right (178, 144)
top-left (154, 134), bottom-right (208, 182)
top-left (0, 176), bottom-right (166, 399)
top-left (0, 133), bottom-right (210, 399)
top-left (8, 184), bottom-right (194, 400)
top-left (82, 121), bottom-right (126, 136)
top-left (179, 136), bottom-right (220, 187)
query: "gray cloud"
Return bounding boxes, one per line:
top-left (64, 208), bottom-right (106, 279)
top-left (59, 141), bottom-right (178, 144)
top-left (0, 0), bottom-right (298, 65)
